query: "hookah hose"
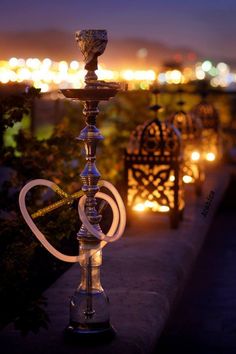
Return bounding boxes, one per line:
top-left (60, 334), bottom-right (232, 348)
top-left (19, 179), bottom-right (126, 263)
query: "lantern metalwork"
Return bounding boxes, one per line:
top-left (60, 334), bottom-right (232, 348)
top-left (124, 90), bottom-right (184, 229)
top-left (191, 99), bottom-right (222, 164)
top-left (19, 30), bottom-right (126, 342)
top-left (168, 100), bottom-right (204, 196)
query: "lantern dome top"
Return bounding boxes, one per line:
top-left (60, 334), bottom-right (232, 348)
top-left (127, 118), bottom-right (181, 157)
top-left (191, 101), bottom-right (219, 130)
top-left (168, 110), bottom-right (202, 141)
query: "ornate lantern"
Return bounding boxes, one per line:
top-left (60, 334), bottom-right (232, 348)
top-left (191, 98), bottom-right (221, 164)
top-left (124, 89), bottom-right (184, 228)
top-left (19, 30), bottom-right (126, 341)
top-left (168, 99), bottom-right (204, 195)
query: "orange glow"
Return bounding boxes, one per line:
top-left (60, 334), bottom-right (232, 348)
top-left (183, 175), bottom-right (193, 184)
top-left (133, 203), bottom-right (145, 212)
top-left (191, 151), bottom-right (200, 161)
top-left (158, 206), bottom-right (170, 212)
top-left (133, 201), bottom-right (170, 213)
top-left (206, 152), bottom-right (216, 162)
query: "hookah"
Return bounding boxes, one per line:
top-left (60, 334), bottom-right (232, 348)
top-left (19, 29), bottom-right (126, 340)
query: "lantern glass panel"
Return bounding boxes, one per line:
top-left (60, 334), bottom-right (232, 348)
top-left (168, 110), bottom-right (204, 189)
top-left (125, 118), bottom-right (185, 226)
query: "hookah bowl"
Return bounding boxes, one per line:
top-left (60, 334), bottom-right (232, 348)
top-left (18, 29), bottom-right (126, 342)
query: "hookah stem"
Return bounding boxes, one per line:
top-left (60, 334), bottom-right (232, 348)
top-left (86, 255), bottom-right (94, 317)
top-left (80, 99), bottom-right (103, 319)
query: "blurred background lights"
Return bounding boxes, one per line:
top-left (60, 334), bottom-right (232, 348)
top-left (170, 69), bottom-right (182, 84)
top-left (70, 60), bottom-right (79, 70)
top-left (201, 60), bottom-right (212, 72)
top-left (191, 151), bottom-right (200, 161)
top-left (0, 57), bottom-right (235, 91)
top-left (17, 58), bottom-right (25, 67)
top-left (122, 70), bottom-right (134, 81)
top-left (144, 200), bottom-right (155, 208)
top-left (209, 66), bottom-right (219, 76)
top-left (196, 67), bottom-right (206, 80)
top-left (217, 62), bottom-right (229, 73)
top-left (43, 58), bottom-right (52, 68)
top-left (158, 73), bottom-right (166, 84)
top-left (159, 206), bottom-right (170, 212)
top-left (183, 175), bottom-right (193, 183)
top-left (206, 152), bottom-right (216, 161)
top-left (58, 60), bottom-right (68, 72)
top-left (9, 57), bottom-right (18, 68)
top-left (133, 203), bottom-right (145, 212)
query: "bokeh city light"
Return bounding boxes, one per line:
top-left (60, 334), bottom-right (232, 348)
top-left (0, 57), bottom-right (235, 92)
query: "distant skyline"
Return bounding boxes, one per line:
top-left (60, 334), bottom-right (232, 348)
top-left (1, 0), bottom-right (236, 59)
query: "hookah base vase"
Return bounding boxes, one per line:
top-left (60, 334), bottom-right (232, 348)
top-left (64, 321), bottom-right (116, 343)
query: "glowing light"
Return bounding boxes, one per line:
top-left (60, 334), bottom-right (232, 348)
top-left (43, 58), bottom-right (52, 67)
top-left (146, 70), bottom-right (156, 81)
top-left (133, 201), bottom-right (170, 213)
top-left (121, 70), bottom-right (155, 81)
top-left (191, 151), bottom-right (200, 161)
top-left (122, 70), bottom-right (134, 81)
top-left (0, 55), bottom-right (234, 92)
top-left (165, 70), bottom-right (182, 84)
top-left (9, 71), bottom-right (17, 82)
top-left (183, 175), bottom-right (193, 184)
top-left (210, 78), bottom-right (219, 87)
top-left (217, 62), bottom-right (229, 73)
top-left (158, 73), bottom-right (166, 84)
top-left (183, 67), bottom-right (194, 80)
top-left (135, 70), bottom-right (152, 80)
top-left (58, 60), bottom-right (68, 72)
top-left (97, 69), bottom-right (115, 81)
top-left (209, 67), bottom-right (218, 76)
top-left (202, 60), bottom-right (212, 72)
top-left (144, 200), bottom-right (155, 209)
top-left (226, 73), bottom-right (234, 85)
top-left (31, 58), bottom-right (41, 69)
top-left (171, 69), bottom-right (182, 84)
top-left (17, 58), bottom-right (25, 67)
top-left (70, 60), bottom-right (79, 70)
top-left (0, 71), bottom-right (11, 83)
top-left (31, 70), bottom-right (43, 81)
top-left (169, 175), bottom-right (175, 182)
top-left (133, 203), bottom-right (145, 212)
top-left (206, 152), bottom-right (215, 162)
top-left (26, 58), bottom-right (33, 67)
top-left (18, 68), bottom-right (31, 81)
top-left (9, 57), bottom-right (18, 68)
top-left (39, 83), bottom-right (49, 92)
top-left (196, 67), bottom-right (205, 80)
top-left (159, 206), bottom-right (170, 212)
top-left (140, 82), bottom-right (149, 90)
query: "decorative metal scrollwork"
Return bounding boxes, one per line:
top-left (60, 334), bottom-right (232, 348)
top-left (125, 114), bottom-right (184, 228)
top-left (168, 109), bottom-right (204, 196)
top-left (128, 118), bottom-right (181, 157)
top-left (191, 101), bottom-right (222, 163)
top-left (168, 110), bottom-right (202, 142)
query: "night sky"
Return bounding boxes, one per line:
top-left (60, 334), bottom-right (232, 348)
top-left (1, 0), bottom-right (236, 59)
